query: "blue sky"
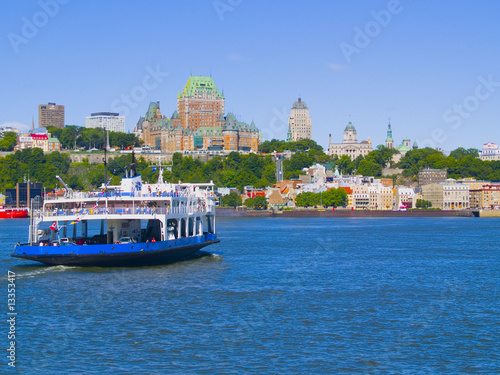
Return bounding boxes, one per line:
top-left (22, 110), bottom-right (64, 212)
top-left (1, 0), bottom-right (500, 152)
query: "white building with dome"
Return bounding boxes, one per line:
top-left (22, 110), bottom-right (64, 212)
top-left (328, 122), bottom-right (372, 159)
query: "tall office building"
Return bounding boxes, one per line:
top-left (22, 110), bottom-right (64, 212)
top-left (288, 98), bottom-right (312, 142)
top-left (86, 112), bottom-right (125, 133)
top-left (39, 102), bottom-right (65, 128)
top-left (177, 76), bottom-right (225, 132)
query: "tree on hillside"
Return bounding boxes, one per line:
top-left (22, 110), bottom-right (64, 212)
top-left (398, 148), bottom-right (445, 177)
top-left (357, 159), bottom-right (382, 177)
top-left (449, 147), bottom-right (479, 160)
top-left (259, 138), bottom-right (324, 153)
top-left (0, 131), bottom-right (18, 151)
top-left (335, 155), bottom-right (355, 175)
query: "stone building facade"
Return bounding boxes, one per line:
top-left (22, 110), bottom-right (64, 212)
top-left (328, 122), bottom-right (372, 159)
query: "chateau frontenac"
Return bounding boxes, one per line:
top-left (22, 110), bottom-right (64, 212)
top-left (135, 76), bottom-right (261, 153)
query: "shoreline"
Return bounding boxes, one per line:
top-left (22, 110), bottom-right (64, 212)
top-left (216, 207), bottom-right (477, 218)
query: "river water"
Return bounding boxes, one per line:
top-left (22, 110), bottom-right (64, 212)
top-left (1, 217), bottom-right (499, 374)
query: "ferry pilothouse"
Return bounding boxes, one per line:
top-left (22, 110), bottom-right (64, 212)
top-left (12, 155), bottom-right (219, 266)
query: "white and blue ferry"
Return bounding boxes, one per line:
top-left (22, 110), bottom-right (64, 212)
top-left (12, 162), bottom-right (219, 267)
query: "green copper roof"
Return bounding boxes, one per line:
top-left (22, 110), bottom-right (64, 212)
top-left (344, 122), bottom-right (356, 132)
top-left (292, 98), bottom-right (308, 110)
top-left (386, 123), bottom-right (393, 142)
top-left (195, 126), bottom-right (223, 136)
top-left (145, 101), bottom-right (160, 122)
top-left (396, 144), bottom-right (411, 152)
top-left (180, 76), bottom-right (224, 99)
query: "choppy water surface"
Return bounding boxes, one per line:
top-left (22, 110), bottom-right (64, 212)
top-left (1, 217), bottom-right (499, 374)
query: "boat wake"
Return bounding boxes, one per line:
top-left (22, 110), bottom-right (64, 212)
top-left (14, 265), bottom-right (77, 279)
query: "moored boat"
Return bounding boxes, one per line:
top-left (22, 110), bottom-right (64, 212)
top-left (0, 206), bottom-right (29, 219)
top-left (11, 158), bottom-right (219, 266)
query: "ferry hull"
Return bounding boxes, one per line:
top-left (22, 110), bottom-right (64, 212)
top-left (12, 236), bottom-right (219, 267)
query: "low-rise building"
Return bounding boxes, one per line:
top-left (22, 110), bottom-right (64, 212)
top-left (457, 178), bottom-right (490, 191)
top-left (352, 185), bottom-right (370, 210)
top-left (418, 168), bottom-right (447, 186)
top-left (395, 187), bottom-right (415, 209)
top-left (422, 179), bottom-right (469, 210)
top-left (469, 184), bottom-right (500, 209)
top-left (368, 184), bottom-right (394, 210)
top-left (15, 132), bottom-right (60, 152)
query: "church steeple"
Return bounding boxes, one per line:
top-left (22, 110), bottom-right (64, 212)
top-left (385, 123), bottom-right (394, 149)
top-left (286, 124), bottom-right (292, 142)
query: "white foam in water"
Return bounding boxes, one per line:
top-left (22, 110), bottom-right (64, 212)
top-left (16, 265), bottom-right (76, 279)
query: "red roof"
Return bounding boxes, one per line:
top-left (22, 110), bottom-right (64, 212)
top-left (339, 187), bottom-right (353, 194)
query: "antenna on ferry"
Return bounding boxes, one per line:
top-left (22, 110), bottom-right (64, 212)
top-left (103, 148), bottom-right (108, 185)
top-left (156, 156), bottom-right (164, 185)
top-left (130, 151), bottom-right (137, 177)
top-left (103, 127), bottom-right (108, 185)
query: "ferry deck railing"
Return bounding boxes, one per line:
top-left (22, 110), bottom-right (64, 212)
top-left (42, 203), bottom-right (215, 218)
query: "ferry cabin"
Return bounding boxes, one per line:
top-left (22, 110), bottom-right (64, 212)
top-left (32, 182), bottom-right (216, 246)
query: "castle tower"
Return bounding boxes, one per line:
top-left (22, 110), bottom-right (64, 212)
top-left (177, 76), bottom-right (225, 132)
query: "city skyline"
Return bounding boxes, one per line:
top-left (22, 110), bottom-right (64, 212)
top-left (2, 0), bottom-right (500, 152)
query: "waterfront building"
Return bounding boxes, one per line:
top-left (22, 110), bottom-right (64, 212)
top-left (86, 112), bottom-right (125, 133)
top-left (328, 122), bottom-right (372, 159)
top-left (469, 184), bottom-right (500, 209)
top-left (421, 179), bottom-right (469, 210)
top-left (351, 185), bottom-right (370, 210)
top-left (39, 102), bottom-right (64, 128)
top-left (368, 184), bottom-right (394, 210)
top-left (457, 178), bottom-right (490, 191)
top-left (418, 168), bottom-right (447, 186)
top-left (177, 76), bottom-right (225, 132)
top-left (266, 188), bottom-right (287, 207)
top-left (395, 187), bottom-right (416, 209)
top-left (479, 142), bottom-right (500, 161)
top-left (287, 98), bottom-right (312, 142)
